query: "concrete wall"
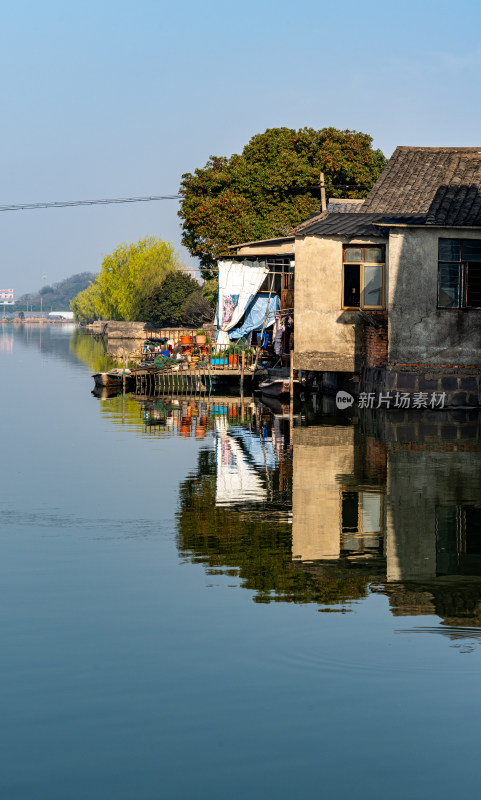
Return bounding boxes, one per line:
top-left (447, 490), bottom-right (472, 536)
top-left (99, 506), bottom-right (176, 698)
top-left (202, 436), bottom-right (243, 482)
top-left (234, 240), bottom-right (295, 257)
top-left (293, 235), bottom-right (387, 372)
top-left (388, 227), bottom-right (481, 365)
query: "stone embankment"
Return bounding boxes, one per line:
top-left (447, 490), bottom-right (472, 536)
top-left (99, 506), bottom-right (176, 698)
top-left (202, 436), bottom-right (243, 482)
top-left (84, 320), bottom-right (216, 340)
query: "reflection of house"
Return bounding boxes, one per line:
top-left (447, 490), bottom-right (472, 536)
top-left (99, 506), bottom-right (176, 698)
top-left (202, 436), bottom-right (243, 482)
top-left (292, 147), bottom-right (481, 405)
top-left (292, 413), bottom-right (481, 627)
top-left (292, 426), bottom-right (386, 562)
top-left (386, 436), bottom-right (481, 582)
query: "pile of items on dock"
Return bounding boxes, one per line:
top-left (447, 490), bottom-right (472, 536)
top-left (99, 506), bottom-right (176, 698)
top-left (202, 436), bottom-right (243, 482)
top-left (92, 329), bottom-right (301, 399)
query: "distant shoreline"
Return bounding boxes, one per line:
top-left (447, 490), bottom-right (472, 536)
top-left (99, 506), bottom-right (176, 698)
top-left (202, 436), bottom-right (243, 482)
top-left (0, 317), bottom-right (76, 325)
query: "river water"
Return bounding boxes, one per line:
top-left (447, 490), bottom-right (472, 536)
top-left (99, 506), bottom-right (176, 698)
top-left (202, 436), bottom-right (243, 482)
top-left (2, 325), bottom-right (481, 800)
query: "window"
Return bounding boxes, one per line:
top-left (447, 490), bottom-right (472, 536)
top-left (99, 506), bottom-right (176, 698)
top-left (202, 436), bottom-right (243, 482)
top-left (342, 245), bottom-right (385, 309)
top-left (438, 238), bottom-right (481, 309)
top-left (436, 505), bottom-right (481, 576)
top-left (340, 490), bottom-right (384, 554)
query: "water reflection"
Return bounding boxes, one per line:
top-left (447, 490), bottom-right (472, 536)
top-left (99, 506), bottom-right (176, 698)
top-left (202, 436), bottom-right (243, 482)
top-left (173, 402), bottom-right (481, 635)
top-left (70, 328), bottom-right (117, 373)
top-left (84, 342), bottom-right (481, 634)
top-left (1, 322), bottom-right (80, 364)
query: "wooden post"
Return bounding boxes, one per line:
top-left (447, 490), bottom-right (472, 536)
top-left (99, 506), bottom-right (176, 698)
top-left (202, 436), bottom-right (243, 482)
top-left (320, 172), bottom-right (327, 213)
top-left (252, 270), bottom-right (274, 374)
top-left (240, 350), bottom-right (245, 396)
top-left (122, 351), bottom-right (127, 394)
top-left (207, 344), bottom-right (212, 397)
top-left (289, 350), bottom-right (294, 445)
top-left (290, 350), bottom-right (294, 401)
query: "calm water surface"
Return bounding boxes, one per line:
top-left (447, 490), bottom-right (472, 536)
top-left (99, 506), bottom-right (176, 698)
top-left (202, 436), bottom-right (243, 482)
top-left (1, 325), bottom-right (481, 799)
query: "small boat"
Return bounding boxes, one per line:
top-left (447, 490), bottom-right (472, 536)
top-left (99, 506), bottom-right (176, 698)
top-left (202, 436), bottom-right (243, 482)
top-left (258, 377), bottom-right (300, 398)
top-left (92, 368), bottom-right (132, 388)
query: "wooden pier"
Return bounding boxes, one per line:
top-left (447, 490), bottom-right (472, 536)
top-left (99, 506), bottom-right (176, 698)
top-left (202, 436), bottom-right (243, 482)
top-left (131, 364), bottom-right (267, 397)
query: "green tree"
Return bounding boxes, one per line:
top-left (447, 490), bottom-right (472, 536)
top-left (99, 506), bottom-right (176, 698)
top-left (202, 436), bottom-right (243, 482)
top-left (70, 282), bottom-right (103, 323)
top-left (70, 237), bottom-right (184, 322)
top-left (142, 270), bottom-right (202, 326)
top-left (201, 278), bottom-right (218, 312)
top-left (182, 293), bottom-right (213, 326)
top-left (179, 127), bottom-right (386, 278)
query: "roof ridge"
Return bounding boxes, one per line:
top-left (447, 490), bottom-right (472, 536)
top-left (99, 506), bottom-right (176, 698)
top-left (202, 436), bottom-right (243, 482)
top-left (395, 146), bottom-right (481, 152)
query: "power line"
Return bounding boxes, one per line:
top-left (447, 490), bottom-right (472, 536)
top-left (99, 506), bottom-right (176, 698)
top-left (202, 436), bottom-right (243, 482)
top-left (0, 185), bottom-right (371, 212)
top-left (0, 195), bottom-right (181, 212)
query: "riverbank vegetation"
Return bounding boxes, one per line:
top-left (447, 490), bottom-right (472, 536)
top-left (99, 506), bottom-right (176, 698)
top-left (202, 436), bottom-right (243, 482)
top-left (71, 237), bottom-right (216, 325)
top-left (71, 237), bottom-right (181, 322)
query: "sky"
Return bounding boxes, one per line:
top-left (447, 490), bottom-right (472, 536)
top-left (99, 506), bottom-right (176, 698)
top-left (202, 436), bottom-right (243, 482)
top-left (2, 0), bottom-right (481, 296)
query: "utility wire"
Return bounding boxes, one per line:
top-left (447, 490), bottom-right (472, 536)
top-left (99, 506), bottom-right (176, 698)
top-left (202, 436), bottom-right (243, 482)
top-left (0, 185), bottom-right (371, 212)
top-left (0, 195), bottom-right (181, 212)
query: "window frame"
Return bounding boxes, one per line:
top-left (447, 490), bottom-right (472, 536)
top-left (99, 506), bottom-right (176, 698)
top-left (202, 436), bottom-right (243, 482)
top-left (437, 238), bottom-right (481, 310)
top-left (342, 245), bottom-right (386, 310)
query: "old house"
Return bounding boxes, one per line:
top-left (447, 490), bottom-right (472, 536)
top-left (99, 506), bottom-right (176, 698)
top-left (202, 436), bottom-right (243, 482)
top-left (293, 146), bottom-right (481, 405)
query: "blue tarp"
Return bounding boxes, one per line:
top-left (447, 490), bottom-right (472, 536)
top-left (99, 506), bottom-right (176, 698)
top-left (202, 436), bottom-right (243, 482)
top-left (228, 293), bottom-right (280, 340)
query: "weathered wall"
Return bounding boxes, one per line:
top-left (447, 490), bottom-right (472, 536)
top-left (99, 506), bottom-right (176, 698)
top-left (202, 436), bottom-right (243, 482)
top-left (388, 227), bottom-right (481, 365)
top-left (105, 321), bottom-right (216, 340)
top-left (363, 313), bottom-right (388, 367)
top-left (293, 235), bottom-right (387, 372)
top-left (106, 321), bottom-right (148, 340)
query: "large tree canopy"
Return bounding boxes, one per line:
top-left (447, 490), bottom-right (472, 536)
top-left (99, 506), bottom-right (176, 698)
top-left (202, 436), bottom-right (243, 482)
top-left (178, 127), bottom-right (386, 278)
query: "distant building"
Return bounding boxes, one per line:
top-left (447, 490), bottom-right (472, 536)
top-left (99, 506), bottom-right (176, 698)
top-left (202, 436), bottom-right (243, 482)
top-left (0, 289), bottom-right (14, 304)
top-left (48, 311), bottom-right (74, 320)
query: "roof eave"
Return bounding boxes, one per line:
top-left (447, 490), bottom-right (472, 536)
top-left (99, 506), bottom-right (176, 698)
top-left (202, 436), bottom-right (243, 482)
top-left (228, 235), bottom-right (295, 249)
top-left (372, 222), bottom-right (481, 229)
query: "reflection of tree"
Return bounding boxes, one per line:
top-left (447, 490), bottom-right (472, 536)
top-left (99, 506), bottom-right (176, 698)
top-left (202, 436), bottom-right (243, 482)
top-left (381, 578), bottom-right (481, 628)
top-left (177, 449), bottom-right (371, 606)
top-left (96, 392), bottom-right (152, 431)
top-left (69, 329), bottom-right (116, 373)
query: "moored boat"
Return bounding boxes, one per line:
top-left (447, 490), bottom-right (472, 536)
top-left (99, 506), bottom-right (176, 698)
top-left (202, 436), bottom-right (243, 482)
top-left (258, 377), bottom-right (300, 398)
top-left (92, 368), bottom-right (133, 388)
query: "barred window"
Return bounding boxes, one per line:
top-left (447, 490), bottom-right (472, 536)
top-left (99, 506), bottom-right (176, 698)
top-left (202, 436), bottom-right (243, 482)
top-left (438, 239), bottom-right (481, 309)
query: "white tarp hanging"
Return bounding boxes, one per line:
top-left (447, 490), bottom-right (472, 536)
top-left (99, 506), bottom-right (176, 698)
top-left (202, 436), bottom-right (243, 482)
top-left (215, 260), bottom-right (268, 345)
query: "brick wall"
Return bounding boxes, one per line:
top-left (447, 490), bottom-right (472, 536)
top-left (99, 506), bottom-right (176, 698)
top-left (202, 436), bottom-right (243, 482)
top-left (362, 313), bottom-right (388, 367)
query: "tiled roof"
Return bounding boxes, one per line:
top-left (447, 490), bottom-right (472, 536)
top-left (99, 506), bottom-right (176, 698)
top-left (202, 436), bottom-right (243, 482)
top-left (292, 209), bottom-right (328, 233)
top-left (362, 146), bottom-right (481, 225)
top-left (292, 199), bottom-right (364, 234)
top-left (327, 198), bottom-right (364, 213)
top-left (297, 212), bottom-right (427, 238)
top-left (298, 212), bottom-right (389, 238)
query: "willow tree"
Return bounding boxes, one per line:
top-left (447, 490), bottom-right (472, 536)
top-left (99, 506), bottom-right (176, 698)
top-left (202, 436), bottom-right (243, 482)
top-left (71, 236), bottom-right (184, 322)
top-left (179, 127), bottom-right (386, 278)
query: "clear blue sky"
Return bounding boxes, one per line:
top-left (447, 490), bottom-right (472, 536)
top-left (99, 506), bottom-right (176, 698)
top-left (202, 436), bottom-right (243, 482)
top-left (2, 0), bottom-right (481, 295)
